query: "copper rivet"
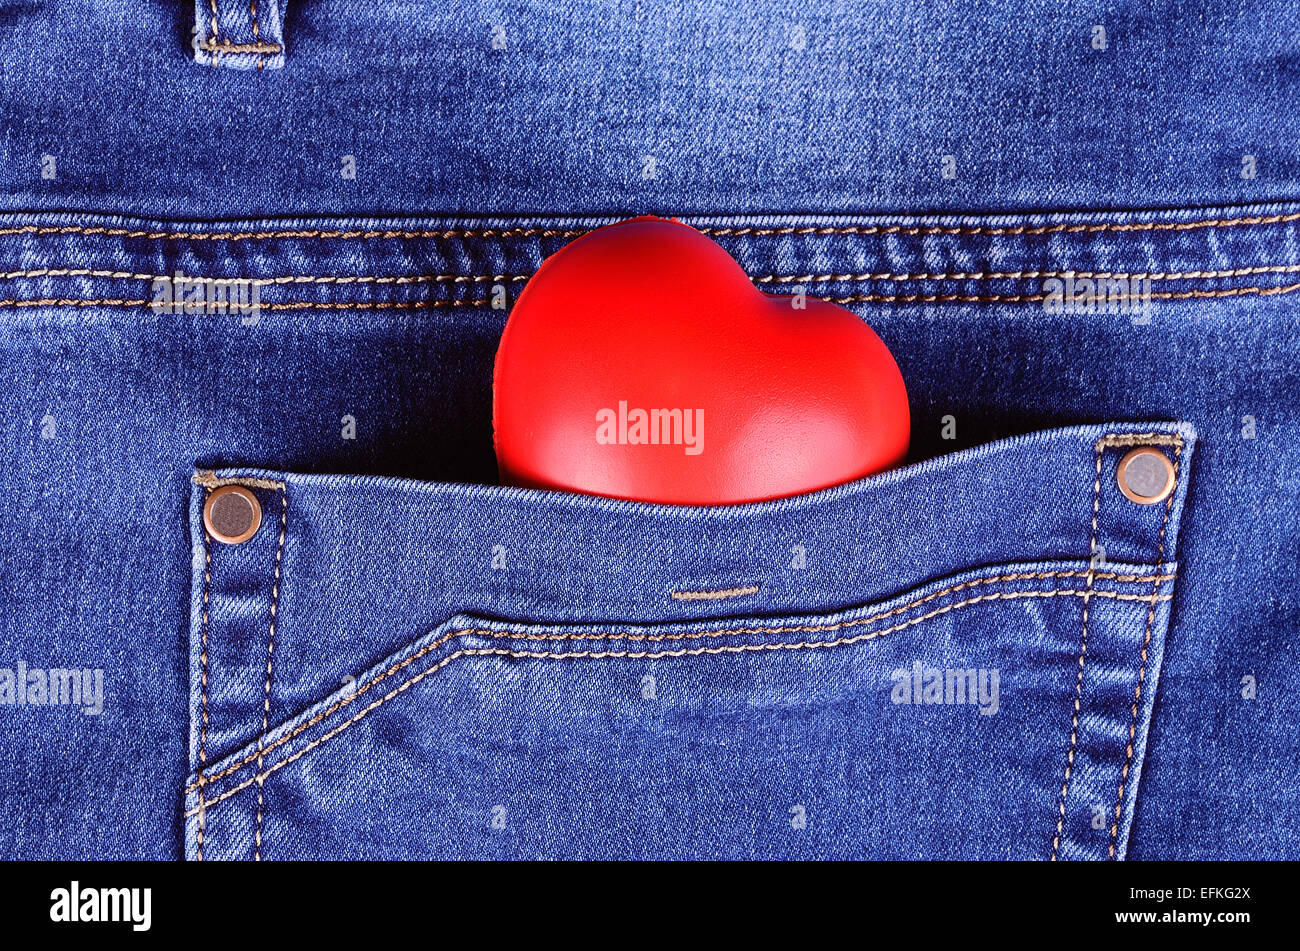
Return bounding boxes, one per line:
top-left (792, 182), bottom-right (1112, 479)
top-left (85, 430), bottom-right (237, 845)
top-left (1117, 447), bottom-right (1176, 505)
top-left (203, 485), bottom-right (263, 544)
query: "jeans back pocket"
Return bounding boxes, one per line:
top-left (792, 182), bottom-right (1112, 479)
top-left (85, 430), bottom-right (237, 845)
top-left (183, 422), bottom-right (1193, 860)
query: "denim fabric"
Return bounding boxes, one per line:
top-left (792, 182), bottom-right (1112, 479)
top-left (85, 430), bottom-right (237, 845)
top-left (1, 204), bottom-right (1297, 860)
top-left (1, 2), bottom-right (1297, 215)
top-left (1, 0), bottom-right (1299, 861)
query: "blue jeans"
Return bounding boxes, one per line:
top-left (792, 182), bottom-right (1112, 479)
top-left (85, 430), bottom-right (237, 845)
top-left (1, 1), bottom-right (1297, 860)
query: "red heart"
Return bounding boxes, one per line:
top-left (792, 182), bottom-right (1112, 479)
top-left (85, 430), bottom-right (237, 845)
top-left (493, 216), bottom-right (909, 504)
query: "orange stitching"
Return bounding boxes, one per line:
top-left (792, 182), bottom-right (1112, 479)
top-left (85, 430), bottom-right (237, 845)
top-left (200, 39), bottom-right (282, 54)
top-left (6, 283), bottom-right (1300, 313)
top-left (196, 524), bottom-right (213, 862)
top-left (756, 263), bottom-right (1300, 284)
top-left (0, 269), bottom-right (529, 285)
top-left (183, 572), bottom-right (1174, 792)
top-left (3, 210), bottom-right (1300, 243)
top-left (192, 471), bottom-right (285, 491)
top-left (184, 570), bottom-right (1175, 795)
top-left (1096, 433), bottom-right (1184, 450)
top-left (0, 225), bottom-right (586, 241)
top-left (253, 300), bottom-right (487, 310)
top-left (249, 274), bottom-right (524, 286)
top-left (185, 585), bottom-right (1177, 819)
top-left (0, 298), bottom-right (490, 310)
top-left (250, 0), bottom-right (262, 70)
top-left (1109, 443), bottom-right (1182, 859)
top-left (3, 268), bottom-right (184, 281)
top-left (670, 585), bottom-right (760, 601)
top-left (1144, 284), bottom-right (1300, 301)
top-left (703, 212), bottom-right (1300, 237)
top-left (207, 0), bottom-right (220, 67)
top-left (826, 282), bottom-right (1300, 304)
top-left (8, 265), bottom-right (1296, 287)
top-left (254, 490), bottom-right (287, 861)
top-left (1051, 443), bottom-right (1106, 860)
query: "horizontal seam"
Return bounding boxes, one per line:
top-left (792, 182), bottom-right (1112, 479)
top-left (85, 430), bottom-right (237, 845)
top-left (704, 214), bottom-right (1300, 236)
top-left (823, 282), bottom-right (1300, 304)
top-left (0, 269), bottom-right (531, 285)
top-left (0, 226), bottom-right (587, 241)
top-left (4, 266), bottom-right (1298, 285)
top-left (5, 211), bottom-right (1300, 242)
top-left (671, 585), bottom-right (761, 601)
top-left (754, 263), bottom-right (1300, 283)
top-left (184, 569), bottom-right (1174, 794)
top-left (0, 298), bottom-right (490, 310)
top-left (5, 281), bottom-right (1300, 311)
top-left (185, 585), bottom-right (1176, 819)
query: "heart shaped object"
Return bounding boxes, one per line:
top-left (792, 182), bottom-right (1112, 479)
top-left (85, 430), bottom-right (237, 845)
top-left (493, 216), bottom-right (909, 504)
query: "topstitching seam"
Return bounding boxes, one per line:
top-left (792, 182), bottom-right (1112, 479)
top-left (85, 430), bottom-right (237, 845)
top-left (1108, 442), bottom-right (1182, 859)
top-left (755, 263), bottom-right (1300, 283)
top-left (185, 585), bottom-right (1177, 820)
top-left (823, 282), bottom-right (1300, 305)
top-left (250, 0), bottom-right (263, 70)
top-left (1049, 434), bottom-right (1184, 860)
top-left (4, 266), bottom-right (1298, 285)
top-left (2, 210), bottom-right (1298, 241)
top-left (184, 569), bottom-right (1176, 796)
top-left (253, 489), bottom-right (287, 861)
top-left (195, 523), bottom-right (213, 862)
top-left (1050, 440), bottom-right (1106, 860)
top-left (5, 281), bottom-right (1300, 311)
top-left (206, 0), bottom-right (220, 67)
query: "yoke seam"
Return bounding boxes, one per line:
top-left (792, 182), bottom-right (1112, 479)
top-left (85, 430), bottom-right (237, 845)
top-left (0, 270), bottom-right (532, 284)
top-left (5, 280), bottom-right (1300, 312)
top-left (0, 298), bottom-right (491, 310)
top-left (4, 265), bottom-right (1299, 285)
top-left (824, 283), bottom-right (1300, 304)
top-left (756, 263), bottom-right (1300, 284)
top-left (3, 210), bottom-right (1299, 242)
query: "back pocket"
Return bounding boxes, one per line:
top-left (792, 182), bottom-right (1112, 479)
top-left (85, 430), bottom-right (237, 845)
top-left (182, 422), bottom-right (1193, 860)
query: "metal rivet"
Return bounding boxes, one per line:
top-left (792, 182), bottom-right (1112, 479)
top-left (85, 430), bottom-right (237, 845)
top-left (1117, 447), bottom-right (1176, 505)
top-left (203, 485), bottom-right (263, 544)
